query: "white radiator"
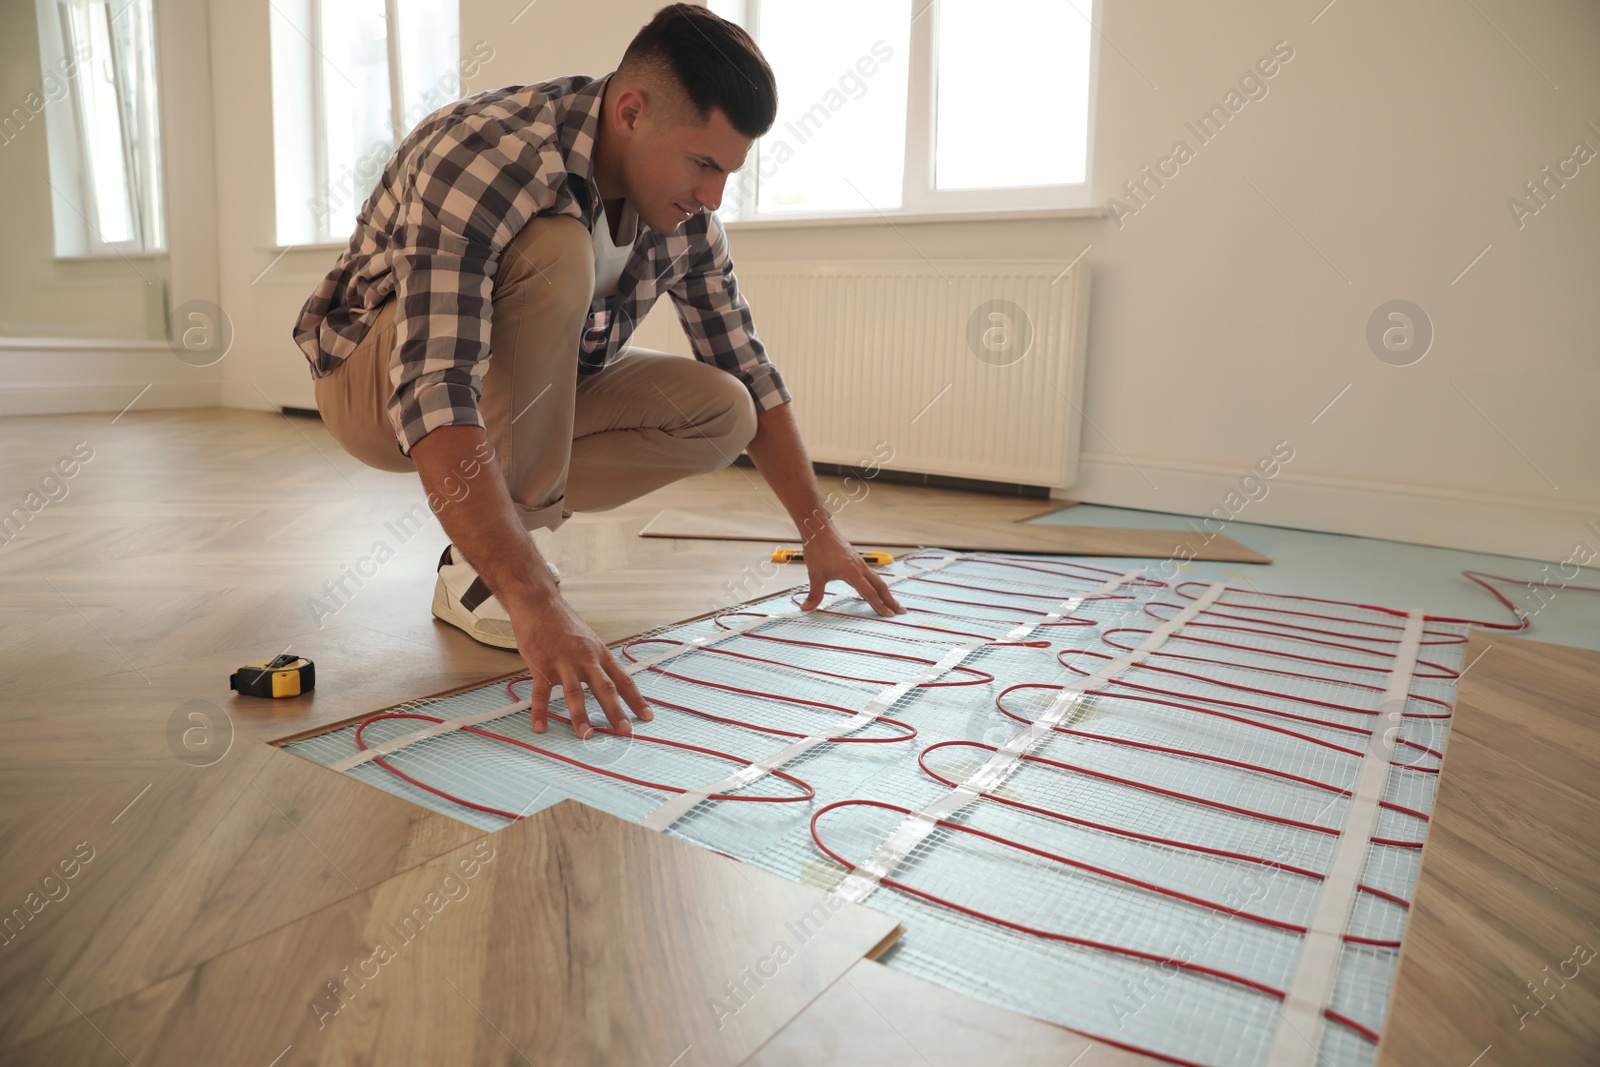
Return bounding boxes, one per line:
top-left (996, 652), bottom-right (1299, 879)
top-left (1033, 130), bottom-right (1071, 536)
top-left (634, 260), bottom-right (1090, 489)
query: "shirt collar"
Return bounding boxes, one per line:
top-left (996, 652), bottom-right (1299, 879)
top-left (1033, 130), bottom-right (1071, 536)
top-left (557, 71), bottom-right (615, 225)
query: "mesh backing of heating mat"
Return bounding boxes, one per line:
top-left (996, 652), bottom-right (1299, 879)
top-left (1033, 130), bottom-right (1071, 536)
top-left (284, 551), bottom-right (1468, 1067)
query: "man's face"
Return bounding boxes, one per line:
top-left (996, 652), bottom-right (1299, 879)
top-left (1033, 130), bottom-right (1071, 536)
top-left (621, 95), bottom-right (752, 233)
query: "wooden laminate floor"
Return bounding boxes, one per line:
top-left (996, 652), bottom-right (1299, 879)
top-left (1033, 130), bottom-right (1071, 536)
top-left (0, 406), bottom-right (1130, 1065)
top-left (1377, 633), bottom-right (1600, 1067)
top-left (2, 799), bottom-right (901, 1067)
top-left (8, 407), bottom-right (1592, 1067)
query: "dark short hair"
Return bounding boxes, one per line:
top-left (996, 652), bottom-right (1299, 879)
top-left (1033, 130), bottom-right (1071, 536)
top-left (620, 4), bottom-right (777, 139)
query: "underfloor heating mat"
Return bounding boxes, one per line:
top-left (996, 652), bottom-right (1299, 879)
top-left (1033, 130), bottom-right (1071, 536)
top-left (284, 551), bottom-right (1532, 1067)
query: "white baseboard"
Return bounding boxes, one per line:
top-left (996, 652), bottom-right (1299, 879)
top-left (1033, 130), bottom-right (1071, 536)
top-left (0, 340), bottom-right (224, 417)
top-left (1062, 451), bottom-right (1598, 563)
top-left (0, 381), bottom-right (224, 417)
top-left (219, 380), bottom-right (308, 412)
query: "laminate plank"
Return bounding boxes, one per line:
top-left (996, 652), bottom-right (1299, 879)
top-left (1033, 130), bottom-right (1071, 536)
top-left (1376, 633), bottom-right (1600, 1066)
top-left (1, 800), bottom-right (902, 1067)
top-left (640, 508), bottom-right (1272, 563)
top-left (0, 739), bottom-right (483, 1050)
top-left (746, 958), bottom-right (1162, 1066)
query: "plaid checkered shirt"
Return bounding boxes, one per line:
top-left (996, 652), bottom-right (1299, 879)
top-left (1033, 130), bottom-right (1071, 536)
top-left (292, 71), bottom-right (789, 459)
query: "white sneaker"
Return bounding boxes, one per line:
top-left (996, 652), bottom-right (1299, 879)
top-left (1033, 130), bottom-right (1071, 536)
top-left (431, 543), bottom-right (560, 650)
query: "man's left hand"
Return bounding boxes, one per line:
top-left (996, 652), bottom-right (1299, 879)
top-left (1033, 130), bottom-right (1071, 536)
top-left (797, 529), bottom-right (905, 616)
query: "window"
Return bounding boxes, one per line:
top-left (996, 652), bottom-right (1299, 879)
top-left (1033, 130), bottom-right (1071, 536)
top-left (711, 0), bottom-right (1096, 223)
top-left (271, 0), bottom-right (461, 246)
top-left (36, 0), bottom-right (166, 255)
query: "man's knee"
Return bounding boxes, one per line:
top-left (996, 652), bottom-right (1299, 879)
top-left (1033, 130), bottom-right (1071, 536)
top-left (715, 374), bottom-right (759, 455)
top-left (496, 214), bottom-right (593, 307)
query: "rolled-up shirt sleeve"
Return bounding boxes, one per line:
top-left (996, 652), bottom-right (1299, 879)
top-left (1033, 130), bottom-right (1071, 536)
top-left (385, 222), bottom-right (497, 457)
top-left (380, 108), bottom-right (567, 457)
top-left (667, 212), bottom-right (790, 412)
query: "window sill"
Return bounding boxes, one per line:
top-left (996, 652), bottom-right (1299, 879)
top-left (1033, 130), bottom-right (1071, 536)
top-left (260, 206), bottom-right (1107, 251)
top-left (0, 335), bottom-right (167, 350)
top-left (52, 252), bottom-right (168, 263)
top-left (723, 206), bottom-right (1106, 230)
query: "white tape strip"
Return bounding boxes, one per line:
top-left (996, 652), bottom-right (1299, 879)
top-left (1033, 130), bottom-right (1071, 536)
top-left (1263, 610), bottom-right (1425, 1066)
top-left (947, 579), bottom-right (1225, 799)
top-left (832, 581), bottom-right (1227, 904)
top-left (328, 698), bottom-right (530, 772)
top-left (999, 566), bottom-right (1145, 643)
top-left (626, 552), bottom-right (972, 678)
top-left (638, 635), bottom-right (988, 832)
top-left (639, 552), bottom-right (1012, 831)
top-left (621, 597), bottom-right (836, 676)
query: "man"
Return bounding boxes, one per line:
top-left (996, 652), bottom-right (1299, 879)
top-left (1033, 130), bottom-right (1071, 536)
top-left (293, 4), bottom-right (902, 742)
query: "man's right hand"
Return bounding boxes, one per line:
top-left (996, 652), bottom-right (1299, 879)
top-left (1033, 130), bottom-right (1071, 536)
top-left (409, 424), bottom-right (652, 739)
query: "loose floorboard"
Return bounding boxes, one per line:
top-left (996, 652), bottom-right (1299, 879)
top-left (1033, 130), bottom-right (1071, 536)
top-left (1, 800), bottom-right (901, 1067)
top-left (1376, 633), bottom-right (1600, 1066)
top-left (750, 958), bottom-right (1161, 1066)
top-left (0, 738), bottom-right (484, 1050)
top-left (639, 507), bottom-right (1273, 562)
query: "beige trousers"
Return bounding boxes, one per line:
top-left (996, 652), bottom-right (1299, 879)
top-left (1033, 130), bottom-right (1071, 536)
top-left (314, 214), bottom-right (758, 531)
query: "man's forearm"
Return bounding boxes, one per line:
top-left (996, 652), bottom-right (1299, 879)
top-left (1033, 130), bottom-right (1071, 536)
top-left (743, 401), bottom-right (839, 544)
top-left (409, 424), bottom-right (558, 611)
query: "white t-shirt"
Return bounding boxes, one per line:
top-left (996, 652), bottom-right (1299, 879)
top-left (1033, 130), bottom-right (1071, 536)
top-left (592, 198), bottom-right (639, 299)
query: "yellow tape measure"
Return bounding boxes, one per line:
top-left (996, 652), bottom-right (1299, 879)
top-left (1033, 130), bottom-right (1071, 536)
top-left (770, 548), bottom-right (893, 566)
top-left (229, 653), bottom-right (315, 698)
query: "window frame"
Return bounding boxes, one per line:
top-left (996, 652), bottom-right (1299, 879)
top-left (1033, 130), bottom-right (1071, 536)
top-left (37, 0), bottom-right (166, 257)
top-left (273, 0), bottom-right (459, 247)
top-left (721, 0), bottom-right (1101, 226)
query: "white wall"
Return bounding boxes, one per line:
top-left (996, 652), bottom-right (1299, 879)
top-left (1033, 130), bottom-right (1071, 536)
top-left (205, 0), bottom-right (1599, 561)
top-left (1055, 0), bottom-right (1600, 561)
top-left (207, 0), bottom-right (669, 418)
top-left (0, 0), bottom-right (170, 341)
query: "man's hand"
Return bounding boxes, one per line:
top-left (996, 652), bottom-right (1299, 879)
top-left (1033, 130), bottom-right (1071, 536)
top-left (409, 424), bottom-right (651, 739)
top-left (797, 527), bottom-right (904, 616)
top-left (506, 590), bottom-right (652, 739)
top-left (743, 402), bottom-right (905, 618)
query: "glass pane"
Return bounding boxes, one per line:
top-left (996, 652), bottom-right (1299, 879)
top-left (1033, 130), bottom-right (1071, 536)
top-left (110, 0), bottom-right (165, 249)
top-left (935, 0), bottom-right (1091, 189)
top-left (754, 0), bottom-right (911, 215)
top-left (394, 0), bottom-right (460, 136)
top-left (68, 0), bottom-right (134, 242)
top-left (317, 0), bottom-right (393, 240)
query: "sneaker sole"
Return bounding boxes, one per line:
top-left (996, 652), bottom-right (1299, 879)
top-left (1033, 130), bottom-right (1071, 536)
top-left (431, 582), bottom-right (519, 651)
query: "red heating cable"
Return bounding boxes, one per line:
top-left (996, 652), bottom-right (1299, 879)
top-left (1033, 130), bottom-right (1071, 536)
top-left (1142, 604), bottom-right (1466, 660)
top-left (1170, 577), bottom-right (1535, 632)
top-left (1007, 685), bottom-right (1373, 759)
top-left (897, 552), bottom-right (1167, 590)
top-left (1101, 625), bottom-right (1460, 681)
top-left (354, 710), bottom-right (814, 821)
top-left (1093, 627), bottom-right (1450, 765)
top-left (990, 688), bottom-right (1433, 825)
top-left (903, 572), bottom-right (1141, 604)
top-left (1460, 569), bottom-right (1600, 624)
top-left (621, 634), bottom-right (996, 688)
top-left (764, 600), bottom-right (1072, 645)
top-left (503, 676), bottom-right (918, 746)
top-left (998, 687), bottom-right (1440, 796)
top-left (878, 584), bottom-right (1114, 627)
top-left (1147, 598), bottom-right (1467, 647)
top-left (918, 740), bottom-right (1413, 910)
top-left (810, 799), bottom-right (1391, 1056)
top-left (1056, 648), bottom-right (1455, 720)
top-left (1066, 640), bottom-right (1455, 716)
